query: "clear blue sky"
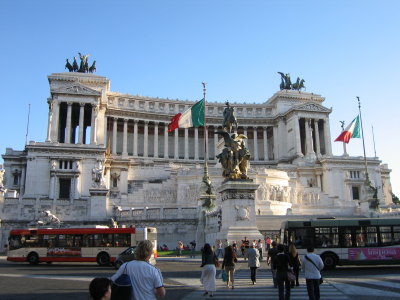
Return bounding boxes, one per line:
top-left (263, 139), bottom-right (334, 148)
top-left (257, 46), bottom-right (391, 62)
top-left (1, 1), bottom-right (399, 195)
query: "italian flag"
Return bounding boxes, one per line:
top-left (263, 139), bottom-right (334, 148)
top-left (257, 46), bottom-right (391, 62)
top-left (334, 115), bottom-right (361, 143)
top-left (168, 99), bottom-right (204, 132)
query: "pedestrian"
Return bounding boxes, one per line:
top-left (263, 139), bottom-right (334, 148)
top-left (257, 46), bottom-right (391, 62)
top-left (190, 240), bottom-right (197, 258)
top-left (301, 246), bottom-right (324, 300)
top-left (266, 236), bottom-right (271, 250)
top-left (267, 241), bottom-right (279, 288)
top-left (244, 237), bottom-right (250, 260)
top-left (288, 243), bottom-right (301, 287)
top-left (111, 240), bottom-right (165, 300)
top-left (246, 243), bottom-right (260, 284)
top-left (257, 239), bottom-right (263, 261)
top-left (240, 240), bottom-right (245, 259)
top-left (273, 244), bottom-right (292, 300)
top-left (215, 240), bottom-right (223, 258)
top-left (232, 241), bottom-right (237, 255)
top-left (222, 245), bottom-right (238, 289)
top-left (200, 243), bottom-right (218, 297)
top-left (177, 240), bottom-right (183, 257)
top-left (89, 277), bottom-right (112, 300)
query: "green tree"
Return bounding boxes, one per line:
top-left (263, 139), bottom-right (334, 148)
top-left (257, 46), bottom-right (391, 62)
top-left (392, 192), bottom-right (400, 204)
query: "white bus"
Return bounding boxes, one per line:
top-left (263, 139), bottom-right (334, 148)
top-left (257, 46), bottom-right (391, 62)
top-left (7, 226), bottom-right (157, 266)
top-left (281, 218), bottom-right (400, 269)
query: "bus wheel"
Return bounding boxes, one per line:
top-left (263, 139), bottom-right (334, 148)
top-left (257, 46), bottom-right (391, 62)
top-left (27, 252), bottom-right (39, 265)
top-left (97, 252), bottom-right (110, 266)
top-left (321, 253), bottom-right (336, 269)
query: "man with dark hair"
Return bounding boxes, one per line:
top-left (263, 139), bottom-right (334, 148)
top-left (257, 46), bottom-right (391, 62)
top-left (267, 241), bottom-right (279, 288)
top-left (273, 244), bottom-right (293, 300)
top-left (301, 246), bottom-right (324, 300)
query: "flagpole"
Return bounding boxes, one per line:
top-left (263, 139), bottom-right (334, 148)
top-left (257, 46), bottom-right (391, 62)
top-left (357, 96), bottom-right (369, 182)
top-left (372, 125), bottom-right (377, 158)
top-left (202, 82), bottom-right (207, 163)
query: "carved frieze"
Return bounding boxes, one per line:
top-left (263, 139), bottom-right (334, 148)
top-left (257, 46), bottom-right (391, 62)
top-left (221, 191), bottom-right (255, 201)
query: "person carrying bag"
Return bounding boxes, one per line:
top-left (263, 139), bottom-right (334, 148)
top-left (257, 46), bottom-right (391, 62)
top-left (301, 246), bottom-right (324, 300)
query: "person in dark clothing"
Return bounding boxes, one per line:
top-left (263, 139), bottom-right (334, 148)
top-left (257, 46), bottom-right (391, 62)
top-left (267, 241), bottom-right (279, 288)
top-left (273, 244), bottom-right (293, 300)
top-left (222, 245), bottom-right (237, 289)
top-left (288, 243), bottom-right (301, 287)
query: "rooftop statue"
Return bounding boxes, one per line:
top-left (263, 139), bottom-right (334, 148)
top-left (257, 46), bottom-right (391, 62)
top-left (64, 53), bottom-right (96, 73)
top-left (222, 101), bottom-right (238, 133)
top-left (278, 72), bottom-right (305, 91)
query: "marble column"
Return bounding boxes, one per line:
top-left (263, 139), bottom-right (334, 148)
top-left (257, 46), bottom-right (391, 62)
top-left (65, 102), bottom-right (73, 143)
top-left (112, 117), bottom-right (118, 154)
top-left (184, 128), bottom-right (189, 159)
top-left (144, 121), bottom-right (149, 157)
top-left (164, 122), bottom-right (168, 158)
top-left (78, 103), bottom-right (85, 144)
top-left (294, 116), bottom-right (303, 156)
top-left (122, 118), bottom-right (128, 156)
top-left (205, 126), bottom-right (209, 160)
top-left (314, 119), bottom-right (321, 156)
top-left (133, 120), bottom-right (138, 156)
top-left (305, 118), bottom-right (311, 155)
top-left (253, 126), bottom-right (259, 161)
top-left (194, 127), bottom-right (199, 160)
top-left (90, 104), bottom-right (98, 144)
top-left (104, 116), bottom-right (108, 149)
top-left (46, 100), bottom-right (53, 142)
top-left (50, 100), bottom-right (60, 142)
top-left (154, 122), bottom-right (159, 158)
top-left (214, 127), bottom-right (219, 161)
top-left (324, 118), bottom-right (333, 156)
top-left (263, 127), bottom-right (269, 161)
top-left (273, 125), bottom-right (278, 160)
top-left (174, 129), bottom-right (179, 159)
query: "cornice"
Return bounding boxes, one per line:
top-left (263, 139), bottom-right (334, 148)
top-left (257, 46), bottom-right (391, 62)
top-left (51, 82), bottom-right (101, 96)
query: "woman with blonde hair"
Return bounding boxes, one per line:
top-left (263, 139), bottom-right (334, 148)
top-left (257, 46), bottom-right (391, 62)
top-left (288, 243), bottom-right (301, 287)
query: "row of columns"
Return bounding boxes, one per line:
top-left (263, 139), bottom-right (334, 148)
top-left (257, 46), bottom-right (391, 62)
top-left (107, 118), bottom-right (275, 161)
top-left (47, 101), bottom-right (98, 144)
top-left (301, 117), bottom-right (332, 157)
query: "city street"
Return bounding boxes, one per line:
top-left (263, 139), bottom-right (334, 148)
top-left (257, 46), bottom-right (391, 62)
top-left (1, 256), bottom-right (400, 300)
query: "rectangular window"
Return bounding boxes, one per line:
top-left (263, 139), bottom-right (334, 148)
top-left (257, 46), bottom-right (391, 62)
top-left (59, 178), bottom-right (71, 199)
top-left (352, 186), bottom-right (360, 200)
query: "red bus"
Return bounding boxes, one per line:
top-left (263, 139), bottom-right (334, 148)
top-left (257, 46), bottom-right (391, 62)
top-left (7, 226), bottom-right (157, 266)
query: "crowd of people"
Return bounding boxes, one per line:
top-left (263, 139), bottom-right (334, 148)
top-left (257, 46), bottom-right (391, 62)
top-left (88, 237), bottom-right (324, 300)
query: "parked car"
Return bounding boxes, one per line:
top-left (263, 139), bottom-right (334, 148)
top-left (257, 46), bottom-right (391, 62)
top-left (114, 246), bottom-right (156, 269)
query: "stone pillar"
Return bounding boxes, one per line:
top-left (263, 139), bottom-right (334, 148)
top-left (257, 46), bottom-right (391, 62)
top-left (214, 128), bottom-right (219, 161)
top-left (314, 119), bottom-right (321, 157)
top-left (305, 118), bottom-right (311, 155)
top-left (263, 127), bottom-right (269, 161)
top-left (184, 128), bottom-right (189, 159)
top-left (324, 118), bottom-right (333, 156)
top-left (243, 126), bottom-right (248, 137)
top-left (65, 102), bottom-right (73, 143)
top-left (90, 104), bottom-right (98, 144)
top-left (46, 100), bottom-right (53, 142)
top-left (133, 120), bottom-right (138, 156)
top-left (112, 117), bottom-right (117, 154)
top-left (154, 122), bottom-right (159, 158)
top-left (89, 188), bottom-right (109, 220)
top-left (294, 116), bottom-right (303, 157)
top-left (144, 121), bottom-right (149, 157)
top-left (205, 126), bottom-right (209, 160)
top-left (122, 118), bottom-right (128, 156)
top-left (50, 100), bottom-right (60, 142)
top-left (195, 127), bottom-right (199, 160)
top-left (78, 103), bottom-right (85, 144)
top-left (217, 181), bottom-right (263, 243)
top-left (104, 116), bottom-right (108, 148)
top-left (174, 129), bottom-right (179, 159)
top-left (273, 125), bottom-right (278, 160)
top-left (164, 122), bottom-right (168, 158)
top-left (253, 127), bottom-right (259, 161)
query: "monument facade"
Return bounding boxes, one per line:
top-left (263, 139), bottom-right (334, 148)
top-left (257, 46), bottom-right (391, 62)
top-left (0, 69), bottom-right (396, 250)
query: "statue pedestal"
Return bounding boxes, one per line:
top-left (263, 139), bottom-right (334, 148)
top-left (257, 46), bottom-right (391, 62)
top-left (89, 188), bottom-right (109, 220)
top-left (216, 180), bottom-right (263, 243)
top-left (195, 194), bottom-right (216, 249)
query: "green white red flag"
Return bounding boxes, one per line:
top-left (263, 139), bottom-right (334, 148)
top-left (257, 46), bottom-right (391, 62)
top-left (334, 115), bottom-right (361, 143)
top-left (168, 99), bottom-right (204, 132)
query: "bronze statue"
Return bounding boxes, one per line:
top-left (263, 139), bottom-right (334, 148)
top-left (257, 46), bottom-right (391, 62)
top-left (222, 101), bottom-right (238, 133)
top-left (278, 72), bottom-right (292, 90)
top-left (78, 52), bottom-right (90, 73)
top-left (292, 77), bottom-right (305, 90)
top-left (72, 57), bottom-right (79, 72)
top-left (89, 60), bottom-right (97, 73)
top-left (65, 59), bottom-right (73, 72)
top-left (216, 131), bottom-right (250, 180)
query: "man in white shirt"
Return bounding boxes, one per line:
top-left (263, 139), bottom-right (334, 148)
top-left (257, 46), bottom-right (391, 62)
top-left (301, 246), bottom-right (324, 300)
top-left (111, 240), bottom-right (165, 300)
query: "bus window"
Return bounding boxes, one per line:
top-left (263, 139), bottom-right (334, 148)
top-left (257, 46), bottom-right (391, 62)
top-left (9, 235), bottom-right (22, 250)
top-left (342, 229), bottom-right (353, 247)
top-left (73, 235), bottom-right (83, 247)
top-left (315, 227), bottom-right (339, 248)
top-left (380, 226), bottom-right (393, 246)
top-left (292, 228), bottom-right (313, 249)
top-left (94, 234), bottom-right (112, 247)
top-left (394, 226), bottom-right (400, 244)
top-left (114, 233), bottom-right (130, 247)
top-left (366, 227), bottom-right (378, 246)
top-left (356, 228), bottom-right (365, 247)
